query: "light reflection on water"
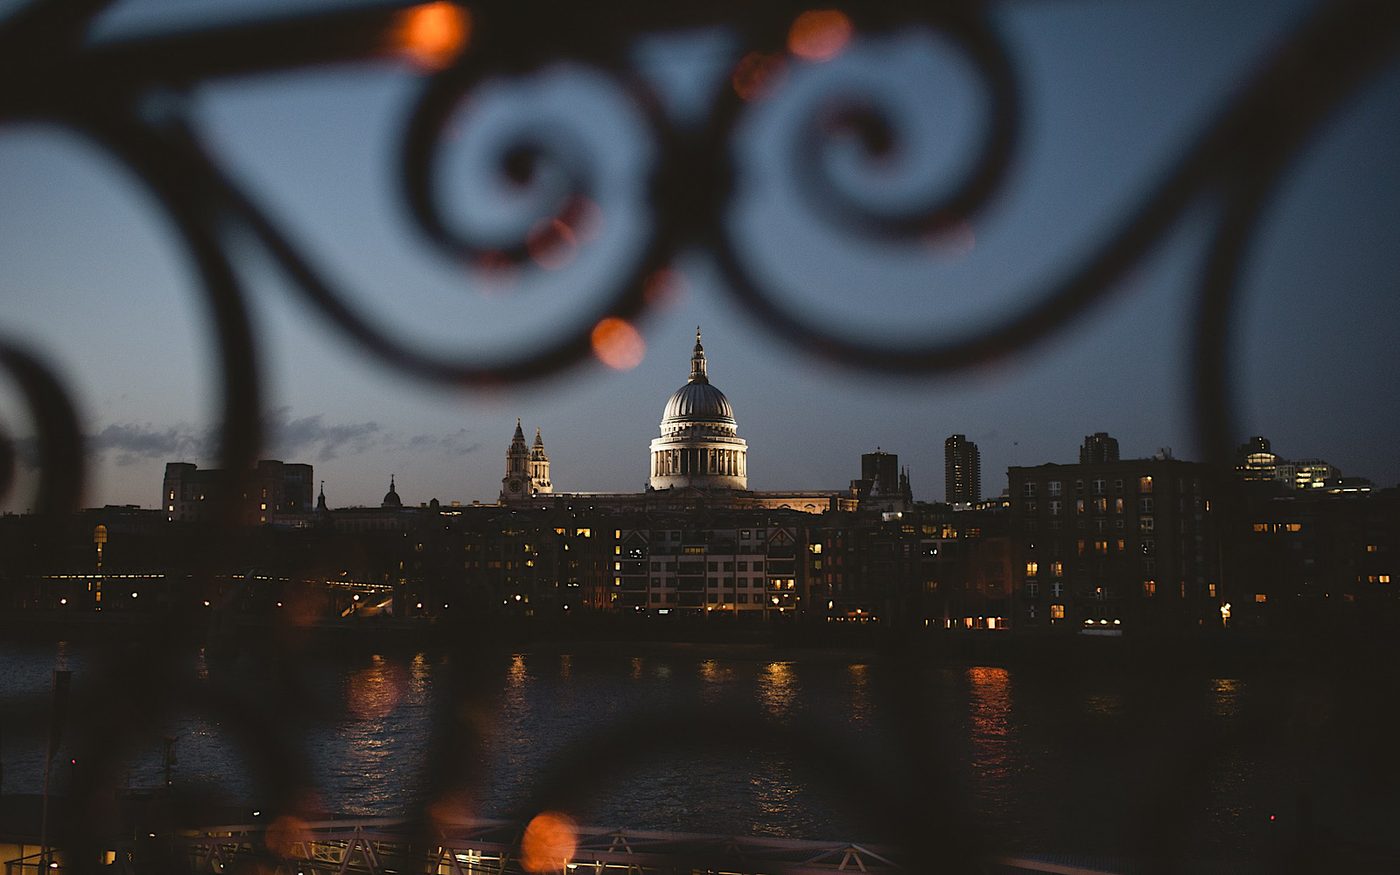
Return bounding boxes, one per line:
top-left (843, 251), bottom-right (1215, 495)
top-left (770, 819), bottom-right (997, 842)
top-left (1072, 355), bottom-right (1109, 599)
top-left (0, 642), bottom-right (1392, 863)
top-left (757, 661), bottom-right (796, 718)
top-left (846, 663), bottom-right (871, 724)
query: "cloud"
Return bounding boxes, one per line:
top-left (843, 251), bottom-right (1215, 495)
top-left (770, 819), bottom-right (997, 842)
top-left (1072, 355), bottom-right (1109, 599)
top-left (90, 422), bottom-right (208, 466)
top-left (405, 428), bottom-right (481, 455)
top-left (265, 407), bottom-right (382, 463)
top-left (9, 411), bottom-right (475, 470)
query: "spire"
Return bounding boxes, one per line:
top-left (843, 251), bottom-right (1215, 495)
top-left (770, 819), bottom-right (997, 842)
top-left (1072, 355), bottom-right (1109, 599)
top-left (316, 480), bottom-right (328, 513)
top-left (533, 427), bottom-right (544, 448)
top-left (689, 325), bottom-right (708, 383)
top-left (513, 417), bottom-right (525, 441)
top-left (382, 474), bottom-right (402, 508)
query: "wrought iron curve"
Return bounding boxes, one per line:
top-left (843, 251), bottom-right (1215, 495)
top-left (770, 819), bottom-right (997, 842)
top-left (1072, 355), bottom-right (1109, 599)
top-left (3, 1), bottom-right (1400, 872)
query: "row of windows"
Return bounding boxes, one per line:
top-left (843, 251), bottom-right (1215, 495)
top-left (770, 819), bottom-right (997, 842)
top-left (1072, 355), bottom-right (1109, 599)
top-left (1251, 522), bottom-right (1305, 533)
top-left (648, 577), bottom-right (770, 588)
top-left (649, 560), bottom-right (768, 571)
top-left (644, 529), bottom-right (771, 542)
top-left (1023, 476), bottom-right (1157, 498)
top-left (645, 592), bottom-right (792, 605)
top-left (1026, 579), bottom-right (1224, 600)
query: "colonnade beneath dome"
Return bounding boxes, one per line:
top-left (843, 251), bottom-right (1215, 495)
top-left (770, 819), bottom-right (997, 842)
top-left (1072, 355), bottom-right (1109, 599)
top-left (652, 446), bottom-right (746, 479)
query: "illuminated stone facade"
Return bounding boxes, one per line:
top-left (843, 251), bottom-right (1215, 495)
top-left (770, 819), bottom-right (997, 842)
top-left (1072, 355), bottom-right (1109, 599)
top-left (648, 328), bottom-right (748, 491)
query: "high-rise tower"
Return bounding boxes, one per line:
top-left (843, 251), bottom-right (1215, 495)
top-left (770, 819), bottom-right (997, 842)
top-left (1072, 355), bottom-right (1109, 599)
top-left (945, 434), bottom-right (981, 504)
top-left (1080, 432), bottom-right (1120, 465)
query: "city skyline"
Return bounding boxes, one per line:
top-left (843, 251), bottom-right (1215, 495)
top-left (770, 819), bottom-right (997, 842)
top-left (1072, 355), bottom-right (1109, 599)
top-left (3, 0), bottom-right (1399, 513)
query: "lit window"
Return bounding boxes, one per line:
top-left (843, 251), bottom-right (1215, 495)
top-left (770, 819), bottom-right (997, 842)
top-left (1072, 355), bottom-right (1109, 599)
top-left (1143, 580), bottom-right (1157, 597)
top-left (1366, 544), bottom-right (1378, 553)
top-left (1050, 604), bottom-right (1065, 620)
top-left (1254, 593), bottom-right (1267, 604)
top-left (1139, 476), bottom-right (1153, 493)
top-left (1051, 561), bottom-right (1063, 577)
top-left (1284, 523), bottom-right (1302, 533)
top-left (1253, 523), bottom-right (1269, 533)
top-left (1208, 583), bottom-right (1217, 598)
top-left (1025, 561), bottom-right (1039, 577)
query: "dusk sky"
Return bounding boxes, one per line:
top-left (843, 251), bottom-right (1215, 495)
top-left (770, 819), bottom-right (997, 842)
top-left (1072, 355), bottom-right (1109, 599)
top-left (2, 0), bottom-right (1398, 513)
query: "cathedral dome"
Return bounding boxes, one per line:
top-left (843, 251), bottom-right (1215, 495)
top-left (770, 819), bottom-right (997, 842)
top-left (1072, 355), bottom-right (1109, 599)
top-left (663, 380), bottom-right (734, 425)
top-left (381, 475), bottom-right (402, 508)
top-left (660, 328), bottom-right (736, 428)
top-left (650, 328), bottom-right (748, 491)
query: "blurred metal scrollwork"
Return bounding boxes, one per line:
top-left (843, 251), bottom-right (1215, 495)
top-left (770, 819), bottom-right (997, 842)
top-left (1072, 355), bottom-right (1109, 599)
top-left (1, 0), bottom-right (1398, 508)
top-left (2, 1), bottom-right (1400, 872)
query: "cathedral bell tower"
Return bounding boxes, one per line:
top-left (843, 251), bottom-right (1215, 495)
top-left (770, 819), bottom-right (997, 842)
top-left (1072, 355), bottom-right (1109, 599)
top-left (529, 427), bottom-right (552, 494)
top-left (500, 420), bottom-right (552, 503)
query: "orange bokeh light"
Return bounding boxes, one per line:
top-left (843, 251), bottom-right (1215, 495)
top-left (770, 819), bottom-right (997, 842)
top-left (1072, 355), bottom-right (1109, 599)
top-left (788, 10), bottom-right (853, 62)
top-left (591, 318), bottom-right (646, 371)
top-left (732, 51), bottom-right (787, 101)
top-left (520, 811), bottom-right (578, 873)
top-left (643, 269), bottom-right (686, 309)
top-left (264, 815), bottom-right (311, 856)
top-left (392, 2), bottom-right (472, 71)
top-left (527, 218), bottom-right (578, 271)
top-left (428, 791), bottom-right (475, 828)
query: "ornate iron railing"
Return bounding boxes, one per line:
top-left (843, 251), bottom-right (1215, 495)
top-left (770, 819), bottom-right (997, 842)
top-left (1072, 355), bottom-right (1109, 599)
top-left (3, 1), bottom-right (1400, 872)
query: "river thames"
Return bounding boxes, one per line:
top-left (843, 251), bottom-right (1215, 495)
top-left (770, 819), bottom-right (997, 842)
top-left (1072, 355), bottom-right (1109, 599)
top-left (2, 638), bottom-right (1395, 869)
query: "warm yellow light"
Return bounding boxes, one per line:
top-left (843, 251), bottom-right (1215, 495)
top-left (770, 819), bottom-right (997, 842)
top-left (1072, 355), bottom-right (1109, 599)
top-left (591, 317), bottom-right (646, 371)
top-left (392, 2), bottom-right (471, 70)
top-left (788, 9), bottom-right (853, 62)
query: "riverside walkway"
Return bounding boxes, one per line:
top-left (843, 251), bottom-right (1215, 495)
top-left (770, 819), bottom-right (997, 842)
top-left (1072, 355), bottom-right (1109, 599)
top-left (173, 818), bottom-right (906, 874)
